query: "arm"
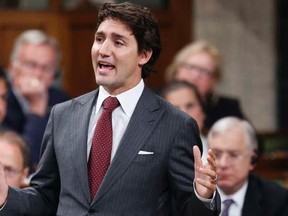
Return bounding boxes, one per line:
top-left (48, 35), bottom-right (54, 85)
top-left (0, 107), bottom-right (60, 215)
top-left (169, 117), bottom-right (220, 215)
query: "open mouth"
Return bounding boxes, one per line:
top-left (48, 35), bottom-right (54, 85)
top-left (98, 61), bottom-right (115, 70)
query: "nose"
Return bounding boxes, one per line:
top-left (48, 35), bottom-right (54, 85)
top-left (217, 154), bottom-right (230, 168)
top-left (190, 69), bottom-right (202, 79)
top-left (98, 40), bottom-right (111, 57)
top-left (31, 67), bottom-right (43, 79)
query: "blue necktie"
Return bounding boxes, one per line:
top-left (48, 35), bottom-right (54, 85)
top-left (222, 199), bottom-right (234, 216)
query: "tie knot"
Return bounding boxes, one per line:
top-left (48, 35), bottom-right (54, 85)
top-left (103, 96), bottom-right (120, 111)
top-left (223, 199), bottom-right (234, 208)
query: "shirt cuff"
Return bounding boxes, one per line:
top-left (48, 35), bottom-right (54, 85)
top-left (193, 181), bottom-right (216, 210)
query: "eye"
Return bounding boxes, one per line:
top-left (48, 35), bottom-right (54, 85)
top-left (229, 152), bottom-right (239, 159)
top-left (213, 150), bottom-right (222, 159)
top-left (114, 40), bottom-right (124, 47)
top-left (95, 36), bottom-right (104, 43)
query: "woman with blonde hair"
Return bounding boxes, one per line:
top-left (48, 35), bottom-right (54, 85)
top-left (165, 40), bottom-right (245, 133)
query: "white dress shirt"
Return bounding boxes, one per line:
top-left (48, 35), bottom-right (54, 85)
top-left (218, 181), bottom-right (249, 216)
top-left (87, 79), bottom-right (144, 161)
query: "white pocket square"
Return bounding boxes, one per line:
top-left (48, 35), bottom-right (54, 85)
top-left (138, 150), bottom-right (154, 155)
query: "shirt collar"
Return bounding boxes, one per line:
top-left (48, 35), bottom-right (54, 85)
top-left (218, 180), bottom-right (248, 209)
top-left (96, 79), bottom-right (144, 117)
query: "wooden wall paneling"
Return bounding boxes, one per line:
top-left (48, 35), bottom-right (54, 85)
top-left (0, 0), bottom-right (193, 97)
top-left (0, 11), bottom-right (61, 70)
top-left (60, 12), bottom-right (98, 97)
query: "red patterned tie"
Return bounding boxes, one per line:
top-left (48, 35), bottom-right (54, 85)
top-left (88, 96), bottom-right (120, 199)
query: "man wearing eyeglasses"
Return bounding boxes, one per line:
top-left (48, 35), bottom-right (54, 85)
top-left (0, 130), bottom-right (30, 188)
top-left (3, 30), bottom-right (69, 172)
top-left (208, 117), bottom-right (288, 216)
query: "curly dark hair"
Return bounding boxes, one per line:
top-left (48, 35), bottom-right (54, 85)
top-left (96, 2), bottom-right (161, 78)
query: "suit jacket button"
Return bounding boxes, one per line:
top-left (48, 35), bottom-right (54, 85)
top-left (88, 208), bottom-right (96, 214)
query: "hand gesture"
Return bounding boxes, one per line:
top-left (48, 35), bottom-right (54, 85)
top-left (15, 76), bottom-right (48, 116)
top-left (0, 161), bottom-right (8, 207)
top-left (193, 145), bottom-right (217, 199)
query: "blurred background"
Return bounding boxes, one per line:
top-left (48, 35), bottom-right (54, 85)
top-left (0, 0), bottom-right (287, 186)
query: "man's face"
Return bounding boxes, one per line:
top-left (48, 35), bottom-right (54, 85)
top-left (165, 87), bottom-right (205, 131)
top-left (10, 44), bottom-right (57, 90)
top-left (175, 51), bottom-right (217, 98)
top-left (209, 128), bottom-right (254, 195)
top-left (0, 141), bottom-right (29, 187)
top-left (91, 18), bottom-right (152, 95)
top-left (0, 79), bottom-right (7, 123)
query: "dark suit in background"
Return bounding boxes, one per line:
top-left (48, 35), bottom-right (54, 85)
top-left (3, 83), bottom-right (69, 170)
top-left (204, 94), bottom-right (245, 132)
top-left (242, 174), bottom-right (288, 216)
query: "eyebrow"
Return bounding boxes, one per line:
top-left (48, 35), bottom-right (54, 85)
top-left (95, 31), bottom-right (130, 40)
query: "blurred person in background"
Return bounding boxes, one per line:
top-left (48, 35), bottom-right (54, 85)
top-left (165, 40), bottom-right (245, 133)
top-left (3, 30), bottom-right (69, 172)
top-left (161, 80), bottom-right (208, 163)
top-left (0, 130), bottom-right (30, 188)
top-left (0, 69), bottom-right (8, 128)
top-left (208, 117), bottom-right (288, 216)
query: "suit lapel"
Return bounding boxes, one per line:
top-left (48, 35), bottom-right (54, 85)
top-left (242, 175), bottom-right (262, 216)
top-left (92, 87), bottom-right (164, 204)
top-left (69, 90), bottom-right (98, 204)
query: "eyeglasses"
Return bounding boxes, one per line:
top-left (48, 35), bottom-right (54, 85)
top-left (16, 60), bottom-right (55, 74)
top-left (212, 149), bottom-right (252, 163)
top-left (179, 62), bottom-right (215, 77)
top-left (3, 165), bottom-right (23, 178)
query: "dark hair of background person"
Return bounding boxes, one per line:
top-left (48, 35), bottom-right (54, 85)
top-left (97, 2), bottom-right (161, 79)
top-left (160, 80), bottom-right (205, 112)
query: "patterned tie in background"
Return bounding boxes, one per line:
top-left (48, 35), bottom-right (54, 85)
top-left (222, 199), bottom-right (234, 216)
top-left (88, 96), bottom-right (120, 199)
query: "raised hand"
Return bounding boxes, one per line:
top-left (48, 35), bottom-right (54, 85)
top-left (0, 161), bottom-right (9, 207)
top-left (193, 145), bottom-right (217, 199)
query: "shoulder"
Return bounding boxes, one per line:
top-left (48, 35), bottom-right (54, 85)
top-left (143, 87), bottom-right (195, 122)
top-left (248, 174), bottom-right (288, 199)
top-left (51, 90), bottom-right (97, 114)
top-left (216, 95), bottom-right (241, 106)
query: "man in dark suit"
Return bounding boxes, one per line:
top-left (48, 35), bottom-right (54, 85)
top-left (0, 2), bottom-right (220, 215)
top-left (208, 117), bottom-right (288, 216)
top-left (3, 30), bottom-right (69, 171)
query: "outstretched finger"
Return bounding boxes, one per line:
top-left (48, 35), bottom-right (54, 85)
top-left (193, 145), bottom-right (203, 170)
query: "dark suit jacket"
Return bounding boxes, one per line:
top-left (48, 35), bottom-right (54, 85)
top-left (204, 94), bottom-right (245, 132)
top-left (2, 87), bottom-right (220, 215)
top-left (3, 83), bottom-right (69, 169)
top-left (242, 174), bottom-right (288, 216)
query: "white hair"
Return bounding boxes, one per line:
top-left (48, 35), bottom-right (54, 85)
top-left (207, 117), bottom-right (258, 151)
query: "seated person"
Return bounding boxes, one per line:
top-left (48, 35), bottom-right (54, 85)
top-left (0, 69), bottom-right (8, 129)
top-left (208, 116), bottom-right (288, 216)
top-left (165, 40), bottom-right (245, 133)
top-left (0, 130), bottom-right (30, 188)
top-left (161, 81), bottom-right (208, 162)
top-left (3, 30), bottom-right (69, 171)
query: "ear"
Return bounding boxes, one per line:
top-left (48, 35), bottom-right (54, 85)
top-left (249, 152), bottom-right (258, 171)
top-left (21, 167), bottom-right (30, 187)
top-left (138, 49), bottom-right (153, 66)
